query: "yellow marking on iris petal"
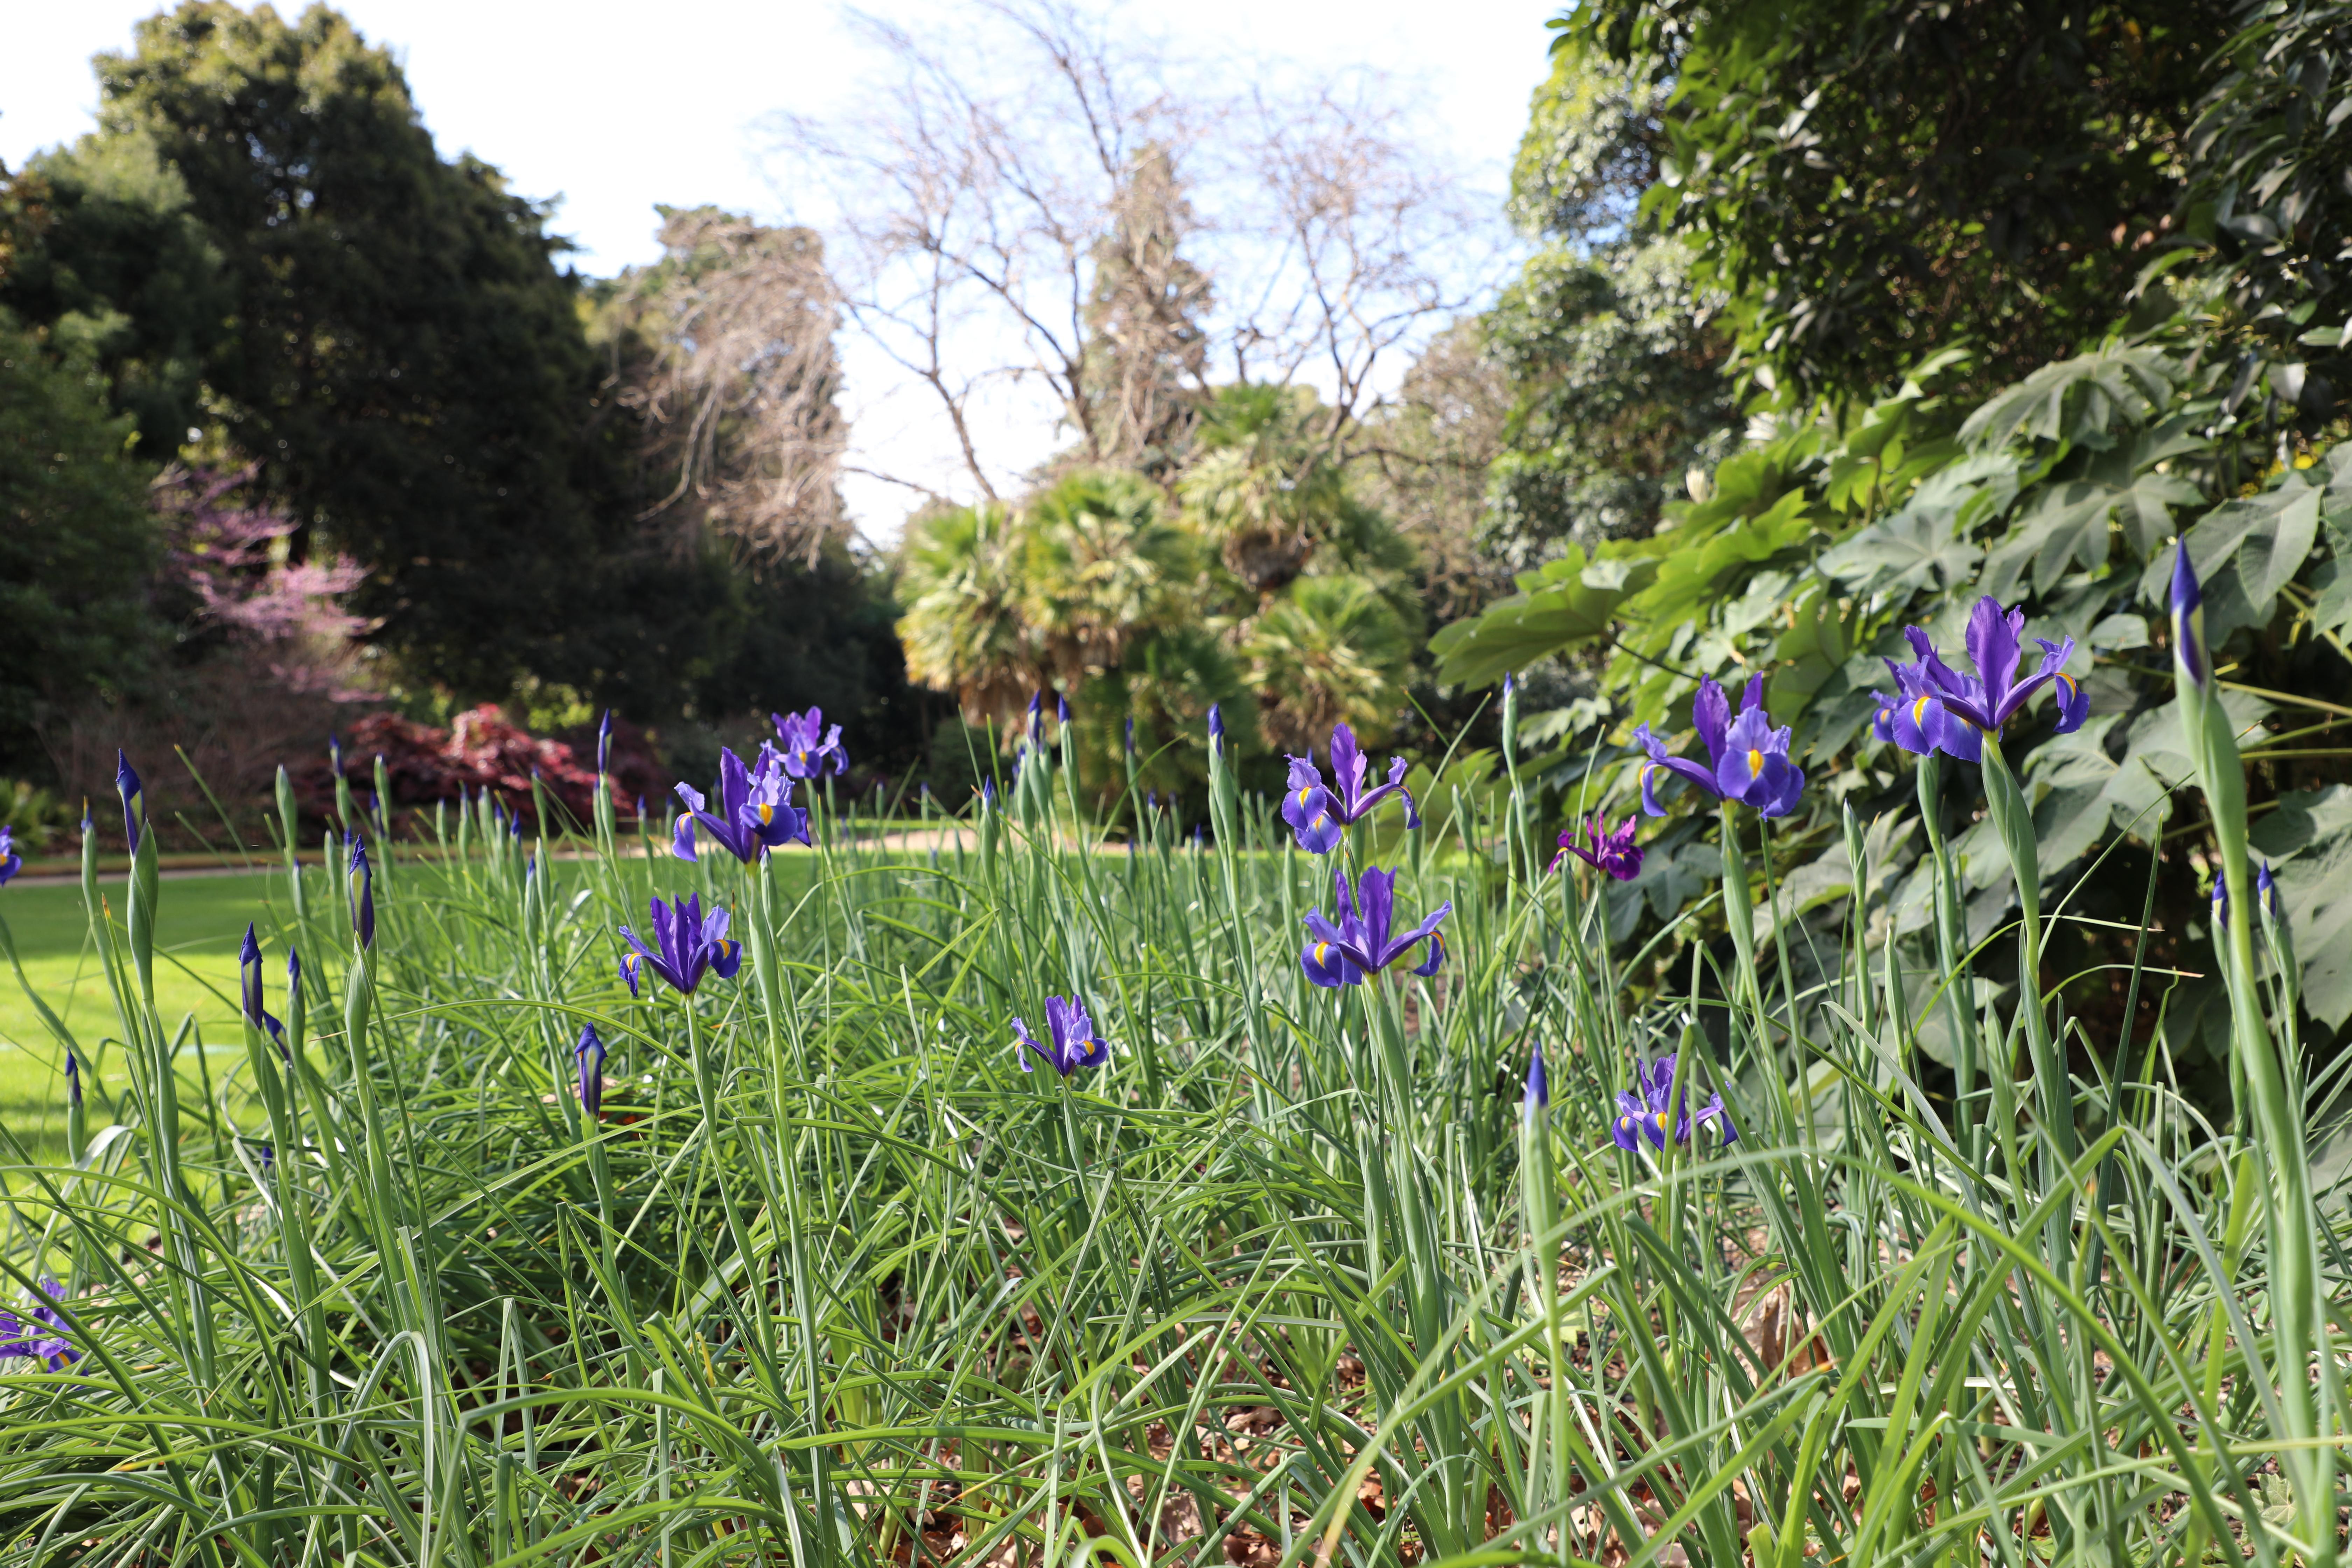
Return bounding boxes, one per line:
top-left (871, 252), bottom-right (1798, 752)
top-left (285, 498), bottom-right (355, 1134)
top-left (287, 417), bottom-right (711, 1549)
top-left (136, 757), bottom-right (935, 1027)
top-left (1912, 696), bottom-right (1932, 727)
top-left (2058, 675), bottom-right (2077, 700)
top-left (1315, 942), bottom-right (1330, 965)
top-left (758, 803), bottom-right (775, 824)
top-left (1655, 1111), bottom-right (1671, 1133)
top-left (1748, 748), bottom-right (1763, 777)
top-left (1311, 813), bottom-right (1328, 830)
top-left (1297, 787), bottom-right (1312, 806)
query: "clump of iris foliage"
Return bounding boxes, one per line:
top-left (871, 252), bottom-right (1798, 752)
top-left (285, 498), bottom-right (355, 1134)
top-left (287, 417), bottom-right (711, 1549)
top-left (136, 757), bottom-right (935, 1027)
top-left (0, 609), bottom-right (2340, 1568)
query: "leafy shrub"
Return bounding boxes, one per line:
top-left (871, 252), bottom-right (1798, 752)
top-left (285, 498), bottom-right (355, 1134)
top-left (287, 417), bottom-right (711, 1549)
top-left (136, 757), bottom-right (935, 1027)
top-left (1437, 329), bottom-right (2352, 1080)
top-left (292, 706), bottom-right (670, 834)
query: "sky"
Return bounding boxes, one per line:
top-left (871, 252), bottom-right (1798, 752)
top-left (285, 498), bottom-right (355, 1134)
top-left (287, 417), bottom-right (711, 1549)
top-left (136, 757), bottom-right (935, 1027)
top-left (1, 0), bottom-right (1558, 538)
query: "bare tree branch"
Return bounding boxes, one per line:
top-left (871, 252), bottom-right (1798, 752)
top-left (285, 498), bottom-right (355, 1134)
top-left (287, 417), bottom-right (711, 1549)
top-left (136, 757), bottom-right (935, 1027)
top-left (764, 1), bottom-right (1508, 513)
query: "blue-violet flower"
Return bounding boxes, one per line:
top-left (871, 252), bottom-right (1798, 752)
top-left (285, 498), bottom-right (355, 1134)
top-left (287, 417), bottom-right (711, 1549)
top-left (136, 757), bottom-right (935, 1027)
top-left (1633, 676), bottom-right (1805, 818)
top-left (673, 747), bottom-right (808, 862)
top-left (1610, 1052), bottom-right (1737, 1152)
top-left (1873, 596), bottom-right (2088, 763)
top-left (618, 893), bottom-right (743, 996)
top-left (1013, 995), bottom-right (1111, 1077)
top-left (772, 707), bottom-right (849, 779)
top-left (1281, 723), bottom-right (1420, 854)
top-left (576, 1023), bottom-right (607, 1118)
top-left (1300, 865), bottom-right (1452, 987)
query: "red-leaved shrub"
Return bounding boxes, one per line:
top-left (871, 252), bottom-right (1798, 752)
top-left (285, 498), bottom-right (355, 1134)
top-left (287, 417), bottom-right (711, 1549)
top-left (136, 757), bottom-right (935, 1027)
top-left (293, 706), bottom-right (670, 834)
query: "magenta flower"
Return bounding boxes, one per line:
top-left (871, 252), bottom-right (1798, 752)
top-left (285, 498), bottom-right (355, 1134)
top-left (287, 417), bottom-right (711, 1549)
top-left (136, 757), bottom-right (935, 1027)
top-left (1014, 995), bottom-right (1110, 1077)
top-left (772, 707), bottom-right (849, 779)
top-left (1633, 675), bottom-right (1805, 819)
top-left (1552, 814), bottom-right (1643, 880)
top-left (1609, 1053), bottom-right (1737, 1152)
top-left (1300, 865), bottom-right (1452, 987)
top-left (618, 893), bottom-right (743, 996)
top-left (0, 825), bottom-right (18, 886)
top-left (1872, 596), bottom-right (2088, 763)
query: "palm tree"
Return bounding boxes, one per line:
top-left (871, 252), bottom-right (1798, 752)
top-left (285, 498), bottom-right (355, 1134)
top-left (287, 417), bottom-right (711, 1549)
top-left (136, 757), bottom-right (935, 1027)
top-left (895, 501), bottom-right (1034, 725)
top-left (1017, 471), bottom-right (1198, 690)
top-left (1244, 574), bottom-right (1419, 751)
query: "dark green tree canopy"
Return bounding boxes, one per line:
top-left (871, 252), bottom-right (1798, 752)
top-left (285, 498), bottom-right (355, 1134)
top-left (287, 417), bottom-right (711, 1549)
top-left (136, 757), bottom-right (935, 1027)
top-left (1566, 0), bottom-right (2238, 405)
top-left (4, 1), bottom-right (628, 700)
top-left (0, 310), bottom-right (160, 766)
top-left (1477, 41), bottom-right (1741, 566)
top-left (0, 134), bottom-right (230, 458)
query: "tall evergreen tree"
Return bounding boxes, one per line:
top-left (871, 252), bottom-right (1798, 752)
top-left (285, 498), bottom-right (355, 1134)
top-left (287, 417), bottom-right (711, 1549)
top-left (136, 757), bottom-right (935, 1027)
top-left (2, 2), bottom-right (626, 699)
top-left (0, 309), bottom-right (160, 769)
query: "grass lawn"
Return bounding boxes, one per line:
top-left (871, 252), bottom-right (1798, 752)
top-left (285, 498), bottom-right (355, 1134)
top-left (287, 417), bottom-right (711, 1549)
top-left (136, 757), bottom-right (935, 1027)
top-left (0, 846), bottom-right (913, 1159)
top-left (0, 870), bottom-right (283, 1155)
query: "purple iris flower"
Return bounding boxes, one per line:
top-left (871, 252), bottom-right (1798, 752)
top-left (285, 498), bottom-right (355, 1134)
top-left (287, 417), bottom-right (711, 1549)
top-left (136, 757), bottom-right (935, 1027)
top-left (618, 893), bottom-right (743, 996)
top-left (64, 1048), bottom-right (81, 1108)
top-left (1027, 692), bottom-right (1044, 744)
top-left (117, 753), bottom-right (144, 855)
top-left (1300, 864), bottom-right (1453, 987)
top-left (239, 924), bottom-right (284, 1045)
top-left (0, 1279), bottom-right (79, 1369)
top-left (1013, 995), bottom-right (1111, 1077)
top-left (1124, 716), bottom-right (1136, 757)
top-left (0, 825), bottom-right (18, 886)
top-left (1281, 723), bottom-right (1419, 854)
top-left (772, 708), bottom-right (849, 779)
top-left (1208, 703), bottom-right (1225, 754)
top-left (1609, 1052), bottom-right (1737, 1152)
top-left (1872, 597), bottom-right (2090, 763)
top-left (1633, 675), bottom-right (1805, 818)
top-left (1552, 813), bottom-right (1643, 880)
top-left (1525, 1040), bottom-right (1549, 1124)
top-left (1281, 758), bottom-right (1343, 854)
top-left (576, 1023), bottom-right (607, 1118)
top-left (620, 952), bottom-right (642, 997)
top-left (1057, 693), bottom-right (1071, 725)
top-left (2172, 544), bottom-right (2207, 690)
top-left (597, 710), bottom-right (613, 774)
top-left (347, 835), bottom-right (374, 949)
top-left (672, 747), bottom-right (808, 862)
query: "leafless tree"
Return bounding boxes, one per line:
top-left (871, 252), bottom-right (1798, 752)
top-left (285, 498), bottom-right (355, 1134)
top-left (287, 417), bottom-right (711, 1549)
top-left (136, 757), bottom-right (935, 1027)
top-left (1214, 79), bottom-right (1497, 458)
top-left (609, 206), bottom-right (848, 558)
top-left (765, 1), bottom-right (1507, 508)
